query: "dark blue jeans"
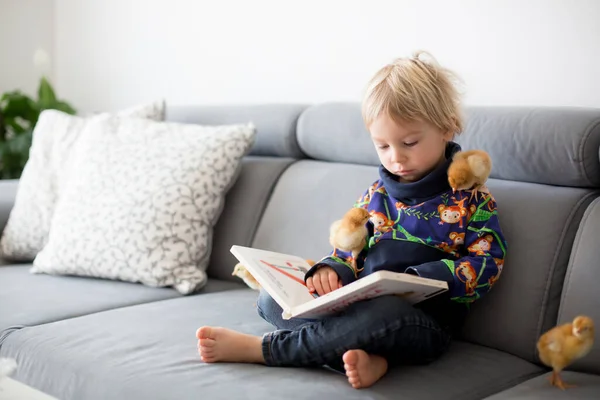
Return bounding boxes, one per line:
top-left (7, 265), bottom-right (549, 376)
top-left (256, 289), bottom-right (452, 371)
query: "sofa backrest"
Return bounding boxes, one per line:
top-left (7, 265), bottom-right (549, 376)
top-left (297, 102), bottom-right (600, 187)
top-left (168, 104), bottom-right (308, 158)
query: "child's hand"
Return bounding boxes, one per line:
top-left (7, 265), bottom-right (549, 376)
top-left (306, 266), bottom-right (342, 296)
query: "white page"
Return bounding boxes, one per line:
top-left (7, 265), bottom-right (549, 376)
top-left (230, 246), bottom-right (315, 310)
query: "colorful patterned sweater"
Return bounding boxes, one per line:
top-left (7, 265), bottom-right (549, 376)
top-left (306, 142), bottom-right (507, 306)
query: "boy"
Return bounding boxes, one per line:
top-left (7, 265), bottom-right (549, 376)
top-left (196, 51), bottom-right (507, 389)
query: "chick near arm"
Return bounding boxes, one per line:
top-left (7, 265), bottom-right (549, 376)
top-left (329, 207), bottom-right (371, 273)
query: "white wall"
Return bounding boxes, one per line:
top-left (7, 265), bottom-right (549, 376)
top-left (0, 0), bottom-right (54, 96)
top-left (53, 0), bottom-right (600, 113)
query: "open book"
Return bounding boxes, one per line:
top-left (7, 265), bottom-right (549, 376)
top-left (230, 245), bottom-right (449, 320)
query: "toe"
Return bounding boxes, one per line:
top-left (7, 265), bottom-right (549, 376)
top-left (199, 337), bottom-right (216, 347)
top-left (343, 350), bottom-right (359, 367)
top-left (349, 379), bottom-right (362, 389)
top-left (196, 326), bottom-right (213, 340)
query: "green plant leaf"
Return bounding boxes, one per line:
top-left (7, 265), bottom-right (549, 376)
top-left (51, 100), bottom-right (77, 115)
top-left (38, 76), bottom-right (58, 109)
top-left (7, 129), bottom-right (33, 154)
top-left (0, 142), bottom-right (24, 179)
top-left (1, 91), bottom-right (39, 122)
top-left (0, 77), bottom-right (76, 179)
top-left (5, 117), bottom-right (29, 135)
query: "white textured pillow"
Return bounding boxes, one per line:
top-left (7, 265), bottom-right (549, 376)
top-left (0, 100), bottom-right (165, 261)
top-left (32, 115), bottom-right (256, 294)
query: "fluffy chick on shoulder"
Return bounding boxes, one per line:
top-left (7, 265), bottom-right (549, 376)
top-left (448, 149), bottom-right (492, 200)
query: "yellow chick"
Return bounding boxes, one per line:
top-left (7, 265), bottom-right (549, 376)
top-left (537, 315), bottom-right (595, 389)
top-left (329, 207), bottom-right (370, 273)
top-left (447, 149), bottom-right (492, 200)
top-left (232, 263), bottom-right (261, 290)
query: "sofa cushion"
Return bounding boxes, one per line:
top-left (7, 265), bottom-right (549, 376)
top-left (167, 104), bottom-right (307, 158)
top-left (31, 116), bottom-right (256, 294)
top-left (554, 196), bottom-right (600, 374)
top-left (460, 180), bottom-right (597, 362)
top-left (484, 372), bottom-right (600, 399)
top-left (0, 264), bottom-right (244, 334)
top-left (207, 156), bottom-right (296, 282)
top-left (0, 289), bottom-right (542, 400)
top-left (251, 160), bottom-right (597, 363)
top-left (251, 160), bottom-right (378, 259)
top-left (296, 103), bottom-right (600, 187)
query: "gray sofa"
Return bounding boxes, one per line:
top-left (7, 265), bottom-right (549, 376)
top-left (1, 102), bottom-right (600, 399)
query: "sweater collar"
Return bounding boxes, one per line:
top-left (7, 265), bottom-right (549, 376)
top-left (379, 141), bottom-right (461, 205)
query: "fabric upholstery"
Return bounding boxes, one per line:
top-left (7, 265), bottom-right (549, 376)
top-left (207, 156), bottom-right (295, 282)
top-left (484, 372), bottom-right (600, 399)
top-left (460, 179), bottom-right (596, 362)
top-left (555, 197), bottom-right (600, 374)
top-left (296, 103), bottom-right (600, 187)
top-left (0, 265), bottom-right (244, 334)
top-left (0, 289), bottom-right (542, 400)
top-left (251, 160), bottom-right (378, 259)
top-left (167, 104), bottom-right (307, 158)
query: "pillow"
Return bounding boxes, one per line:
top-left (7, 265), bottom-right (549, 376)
top-left (32, 115), bottom-right (256, 294)
top-left (0, 100), bottom-right (165, 261)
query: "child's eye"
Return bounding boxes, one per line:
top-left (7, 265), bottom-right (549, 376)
top-left (404, 141), bottom-right (418, 147)
top-left (377, 145), bottom-right (389, 150)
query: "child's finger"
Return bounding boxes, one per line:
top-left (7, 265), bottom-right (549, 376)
top-left (338, 280), bottom-right (343, 289)
top-left (313, 276), bottom-right (324, 296)
top-left (306, 277), bottom-right (315, 292)
top-left (319, 273), bottom-right (332, 294)
top-left (328, 270), bottom-right (338, 292)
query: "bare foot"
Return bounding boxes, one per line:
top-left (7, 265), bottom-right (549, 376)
top-left (196, 326), bottom-right (265, 364)
top-left (343, 349), bottom-right (388, 389)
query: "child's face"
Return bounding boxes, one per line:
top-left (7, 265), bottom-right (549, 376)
top-left (369, 114), bottom-right (453, 183)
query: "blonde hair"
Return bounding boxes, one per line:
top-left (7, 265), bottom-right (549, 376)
top-left (362, 51), bottom-right (464, 136)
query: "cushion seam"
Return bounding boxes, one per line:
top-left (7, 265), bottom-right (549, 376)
top-left (557, 196), bottom-right (600, 322)
top-left (247, 159), bottom-right (298, 245)
top-left (579, 117), bottom-right (600, 186)
top-left (466, 370), bottom-right (545, 400)
top-left (535, 191), bottom-right (599, 358)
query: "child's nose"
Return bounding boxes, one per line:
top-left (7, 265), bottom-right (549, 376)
top-left (390, 149), bottom-right (407, 163)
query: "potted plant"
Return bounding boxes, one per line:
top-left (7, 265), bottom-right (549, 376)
top-left (0, 77), bottom-right (76, 179)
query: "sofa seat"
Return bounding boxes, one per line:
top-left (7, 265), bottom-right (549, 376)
top-left (0, 264), bottom-right (244, 335)
top-left (484, 371), bottom-right (600, 399)
top-left (1, 289), bottom-right (543, 400)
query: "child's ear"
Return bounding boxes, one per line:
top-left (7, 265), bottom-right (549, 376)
top-left (442, 130), bottom-right (454, 141)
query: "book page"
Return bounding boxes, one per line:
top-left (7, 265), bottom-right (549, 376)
top-left (230, 246), bottom-right (316, 310)
top-left (288, 270), bottom-right (448, 319)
